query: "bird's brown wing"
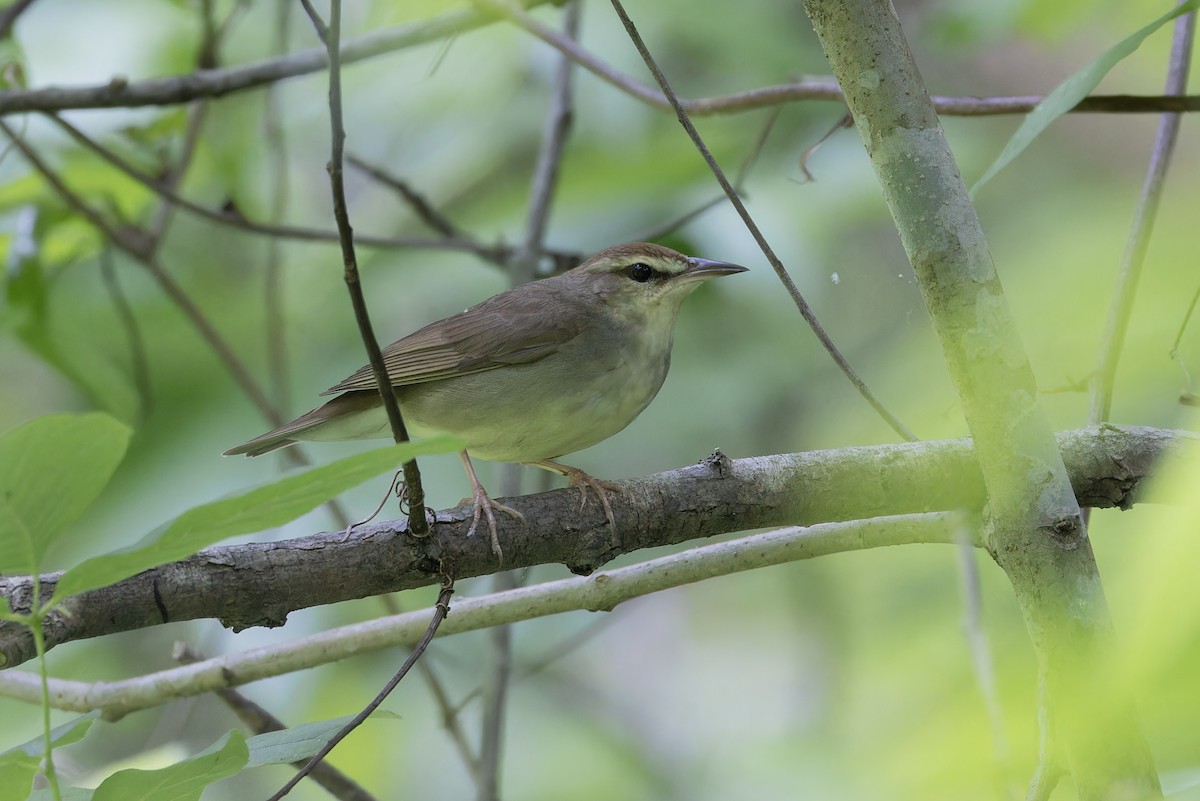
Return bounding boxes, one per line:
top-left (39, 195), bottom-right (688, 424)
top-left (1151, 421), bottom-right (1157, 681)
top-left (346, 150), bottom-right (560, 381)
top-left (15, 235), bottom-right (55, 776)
top-left (321, 280), bottom-right (586, 395)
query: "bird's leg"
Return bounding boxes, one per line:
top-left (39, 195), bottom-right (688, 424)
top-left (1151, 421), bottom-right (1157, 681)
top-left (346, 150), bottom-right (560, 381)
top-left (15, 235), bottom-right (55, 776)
top-left (529, 459), bottom-right (624, 547)
top-left (459, 450), bottom-right (525, 563)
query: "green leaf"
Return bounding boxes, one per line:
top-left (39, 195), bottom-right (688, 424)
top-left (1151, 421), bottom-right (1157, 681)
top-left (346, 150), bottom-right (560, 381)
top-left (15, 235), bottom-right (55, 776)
top-left (118, 109), bottom-right (188, 150)
top-left (972, 0), bottom-right (1200, 195)
top-left (245, 712), bottom-right (399, 767)
top-left (0, 414), bottom-right (131, 575)
top-left (39, 218), bottom-right (103, 267)
top-left (10, 712), bottom-right (101, 757)
top-left (0, 173), bottom-right (54, 213)
top-left (0, 756), bottom-right (37, 801)
top-left (3, 216), bottom-right (44, 325)
top-left (0, 713), bottom-right (100, 801)
top-left (52, 435), bottom-right (462, 601)
top-left (90, 730), bottom-right (247, 801)
top-left (0, 38), bottom-right (28, 91)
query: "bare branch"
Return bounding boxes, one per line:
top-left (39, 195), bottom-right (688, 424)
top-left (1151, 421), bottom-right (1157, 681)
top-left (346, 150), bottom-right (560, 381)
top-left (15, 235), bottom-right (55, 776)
top-left (42, 112), bottom-right (516, 261)
top-left (346, 153), bottom-right (464, 240)
top-left (0, 425), bottom-right (1187, 668)
top-left (510, 0), bottom-right (580, 284)
top-left (630, 106), bottom-right (780, 250)
top-left (418, 658), bottom-right (481, 782)
top-left (264, 0), bottom-right (293, 412)
top-left (0, 0), bottom-right (557, 115)
top-left (98, 249), bottom-right (153, 422)
top-left (0, 2), bottom-right (1194, 119)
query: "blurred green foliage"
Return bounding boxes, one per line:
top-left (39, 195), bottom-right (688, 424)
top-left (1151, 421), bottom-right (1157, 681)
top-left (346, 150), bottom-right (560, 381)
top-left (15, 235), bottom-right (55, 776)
top-left (1, 0), bottom-right (1198, 799)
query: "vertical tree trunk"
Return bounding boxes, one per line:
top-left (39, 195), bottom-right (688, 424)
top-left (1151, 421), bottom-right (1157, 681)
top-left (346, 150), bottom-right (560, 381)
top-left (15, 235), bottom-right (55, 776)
top-left (800, 1), bottom-right (1161, 797)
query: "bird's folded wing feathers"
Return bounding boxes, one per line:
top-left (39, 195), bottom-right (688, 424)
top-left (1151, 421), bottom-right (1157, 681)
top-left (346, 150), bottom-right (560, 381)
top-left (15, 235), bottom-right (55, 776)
top-left (321, 284), bottom-right (586, 395)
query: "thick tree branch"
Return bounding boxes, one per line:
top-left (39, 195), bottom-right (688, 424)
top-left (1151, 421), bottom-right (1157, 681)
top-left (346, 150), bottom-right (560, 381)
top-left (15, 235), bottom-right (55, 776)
top-left (0, 513), bottom-right (978, 718)
top-left (802, 1), bottom-right (1162, 796)
top-left (0, 425), bottom-right (1189, 669)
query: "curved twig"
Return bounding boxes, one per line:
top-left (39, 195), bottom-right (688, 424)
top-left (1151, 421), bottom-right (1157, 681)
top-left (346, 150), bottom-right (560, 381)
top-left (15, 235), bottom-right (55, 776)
top-left (605, 0), bottom-right (917, 441)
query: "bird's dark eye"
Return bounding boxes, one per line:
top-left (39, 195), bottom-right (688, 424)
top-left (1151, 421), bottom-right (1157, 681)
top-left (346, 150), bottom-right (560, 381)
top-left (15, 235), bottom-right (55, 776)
top-left (628, 262), bottom-right (654, 282)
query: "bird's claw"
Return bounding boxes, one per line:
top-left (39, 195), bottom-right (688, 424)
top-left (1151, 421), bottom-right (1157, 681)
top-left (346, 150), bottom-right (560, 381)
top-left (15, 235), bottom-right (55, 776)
top-left (561, 468), bottom-right (625, 547)
top-left (464, 486), bottom-right (525, 564)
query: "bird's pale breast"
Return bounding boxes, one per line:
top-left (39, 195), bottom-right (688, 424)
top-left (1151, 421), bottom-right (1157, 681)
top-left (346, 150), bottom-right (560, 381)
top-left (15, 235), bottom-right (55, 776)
top-left (398, 319), bottom-right (672, 463)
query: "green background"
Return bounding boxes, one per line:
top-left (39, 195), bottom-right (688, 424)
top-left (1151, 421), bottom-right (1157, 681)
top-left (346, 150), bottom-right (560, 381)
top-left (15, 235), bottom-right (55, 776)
top-left (1, 0), bottom-right (1199, 798)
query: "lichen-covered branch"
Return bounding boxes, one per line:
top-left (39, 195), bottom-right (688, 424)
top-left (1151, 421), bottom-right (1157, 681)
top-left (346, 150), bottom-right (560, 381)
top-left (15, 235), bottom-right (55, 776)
top-left (800, 1), bottom-right (1162, 797)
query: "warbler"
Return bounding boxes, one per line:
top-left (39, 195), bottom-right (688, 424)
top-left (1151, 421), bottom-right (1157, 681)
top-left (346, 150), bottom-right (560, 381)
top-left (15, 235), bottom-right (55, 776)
top-left (225, 242), bottom-right (747, 557)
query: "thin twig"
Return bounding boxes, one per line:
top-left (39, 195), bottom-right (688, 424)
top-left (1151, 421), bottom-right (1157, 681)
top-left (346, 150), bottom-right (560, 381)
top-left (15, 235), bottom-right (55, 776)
top-left (174, 645), bottom-right (377, 801)
top-left (512, 0), bottom-right (580, 283)
top-left (143, 0), bottom-right (218, 251)
top-left (631, 105), bottom-right (780, 243)
top-left (98, 249), bottom-right (153, 422)
top-left (1171, 284), bottom-right (1200, 360)
top-left (375, 590), bottom-right (481, 783)
top-left (0, 0), bottom-right (34, 40)
top-left (0, 118), bottom-right (286, 426)
top-left (1089, 4), bottom-right (1196, 423)
top-left (346, 152), bottom-right (464, 239)
top-left (797, 112), bottom-right (853, 183)
top-left (467, 0), bottom-right (1200, 119)
top-left (477, 571), bottom-right (515, 801)
top-left (1170, 281), bottom-right (1200, 400)
top-left (454, 616), bottom-right (616, 712)
top-left (2, 26), bottom-right (351, 526)
top-left (144, 103), bottom-right (208, 253)
top-left (264, 0), bottom-right (292, 412)
top-left (0, 1), bottom-right (560, 115)
top-left (477, 456), bottom-right (535, 797)
top-left (0, 5), bottom-right (1198, 121)
top-left (41, 111), bottom-right (507, 259)
top-left (417, 657), bottom-right (481, 782)
top-left (266, 580), bottom-right (456, 801)
top-left (955, 523), bottom-right (1013, 800)
top-left (306, 0), bottom-right (429, 536)
top-left (1024, 675), bottom-right (1063, 801)
top-left (605, 0), bottom-right (917, 442)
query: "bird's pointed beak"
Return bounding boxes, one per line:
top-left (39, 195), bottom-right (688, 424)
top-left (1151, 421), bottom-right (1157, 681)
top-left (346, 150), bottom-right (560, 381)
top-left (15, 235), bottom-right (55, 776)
top-left (682, 257), bottom-right (749, 280)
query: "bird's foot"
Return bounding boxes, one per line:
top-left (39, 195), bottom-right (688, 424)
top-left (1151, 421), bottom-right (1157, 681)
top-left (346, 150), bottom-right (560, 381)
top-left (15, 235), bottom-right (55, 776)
top-left (533, 460), bottom-right (625, 547)
top-left (459, 450), bottom-right (524, 564)
top-left (463, 485), bottom-right (525, 564)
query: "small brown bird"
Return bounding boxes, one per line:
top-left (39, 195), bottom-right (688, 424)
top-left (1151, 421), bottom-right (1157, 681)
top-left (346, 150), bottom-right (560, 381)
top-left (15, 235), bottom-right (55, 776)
top-left (225, 242), bottom-right (746, 557)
